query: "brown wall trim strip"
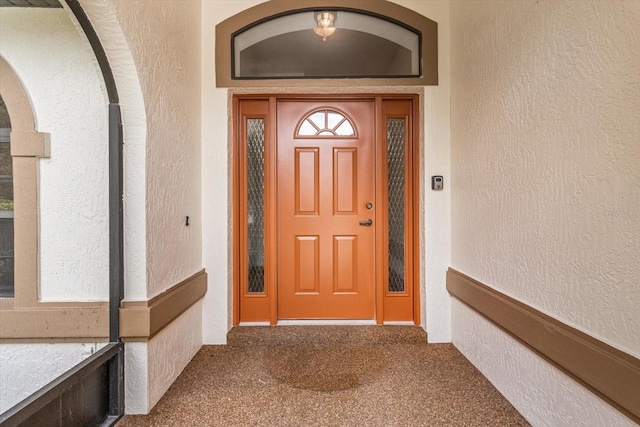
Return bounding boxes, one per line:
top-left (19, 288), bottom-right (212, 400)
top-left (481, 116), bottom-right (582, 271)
top-left (120, 269), bottom-right (207, 342)
top-left (446, 268), bottom-right (640, 424)
top-left (0, 306), bottom-right (109, 341)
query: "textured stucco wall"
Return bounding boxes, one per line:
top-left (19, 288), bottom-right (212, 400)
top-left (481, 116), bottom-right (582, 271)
top-left (124, 341), bottom-right (149, 415)
top-left (78, 0), bottom-right (148, 301)
top-left (91, 0), bottom-right (203, 413)
top-left (396, 0), bottom-right (451, 343)
top-left (125, 301), bottom-right (202, 414)
top-left (450, 0), bottom-right (640, 424)
top-left (108, 0), bottom-right (203, 300)
top-left (0, 8), bottom-right (109, 301)
top-left (147, 300), bottom-right (202, 411)
top-left (0, 343), bottom-right (106, 413)
top-left (201, 0), bottom-right (452, 344)
top-left (1, 0), bottom-right (205, 416)
top-left (452, 300), bottom-right (635, 427)
top-left (201, 0), bottom-right (265, 344)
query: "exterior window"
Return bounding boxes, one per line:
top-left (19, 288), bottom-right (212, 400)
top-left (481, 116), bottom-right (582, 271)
top-left (297, 109), bottom-right (355, 137)
top-left (0, 96), bottom-right (13, 298)
top-left (387, 118), bottom-right (405, 293)
top-left (247, 118), bottom-right (265, 293)
top-left (233, 10), bottom-right (421, 80)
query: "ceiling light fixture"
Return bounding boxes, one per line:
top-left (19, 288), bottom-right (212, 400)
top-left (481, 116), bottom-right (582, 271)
top-left (313, 11), bottom-right (336, 41)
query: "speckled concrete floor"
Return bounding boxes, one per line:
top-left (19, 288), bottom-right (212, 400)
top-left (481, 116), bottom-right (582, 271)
top-left (117, 326), bottom-right (530, 427)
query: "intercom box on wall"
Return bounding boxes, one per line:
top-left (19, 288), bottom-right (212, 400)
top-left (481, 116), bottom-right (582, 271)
top-left (432, 176), bottom-right (443, 190)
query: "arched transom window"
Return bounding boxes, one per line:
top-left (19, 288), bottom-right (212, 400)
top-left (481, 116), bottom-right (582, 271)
top-left (233, 10), bottom-right (420, 80)
top-left (297, 109), bottom-right (356, 137)
top-left (216, 0), bottom-right (438, 87)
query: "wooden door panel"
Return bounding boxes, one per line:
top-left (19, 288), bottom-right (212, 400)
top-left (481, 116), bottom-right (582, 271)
top-left (295, 236), bottom-right (319, 293)
top-left (277, 100), bottom-right (375, 319)
top-left (334, 148), bottom-right (357, 215)
top-left (333, 235), bottom-right (357, 293)
top-left (295, 148), bottom-right (319, 215)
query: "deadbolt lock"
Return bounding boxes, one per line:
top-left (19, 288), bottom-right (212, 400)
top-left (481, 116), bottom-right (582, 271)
top-left (366, 202), bottom-right (373, 210)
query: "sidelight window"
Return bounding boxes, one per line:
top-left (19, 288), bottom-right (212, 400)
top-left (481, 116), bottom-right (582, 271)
top-left (247, 118), bottom-right (265, 294)
top-left (387, 118), bottom-right (405, 293)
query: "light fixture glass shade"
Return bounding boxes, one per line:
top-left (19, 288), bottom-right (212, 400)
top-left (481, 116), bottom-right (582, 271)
top-left (313, 26), bottom-right (336, 40)
top-left (314, 11), bottom-right (336, 41)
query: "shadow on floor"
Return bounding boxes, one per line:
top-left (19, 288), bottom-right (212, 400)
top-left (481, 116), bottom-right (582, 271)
top-left (118, 326), bottom-right (529, 426)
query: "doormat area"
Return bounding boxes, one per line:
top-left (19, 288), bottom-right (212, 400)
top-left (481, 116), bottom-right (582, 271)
top-left (118, 326), bottom-right (529, 426)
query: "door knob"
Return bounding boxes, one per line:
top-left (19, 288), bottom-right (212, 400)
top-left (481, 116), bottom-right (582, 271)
top-left (359, 219), bottom-right (373, 226)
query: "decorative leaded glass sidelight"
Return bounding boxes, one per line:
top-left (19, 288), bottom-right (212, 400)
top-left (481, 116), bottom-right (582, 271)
top-left (387, 119), bottom-right (405, 293)
top-left (246, 118), bottom-right (265, 293)
top-left (233, 10), bottom-right (421, 80)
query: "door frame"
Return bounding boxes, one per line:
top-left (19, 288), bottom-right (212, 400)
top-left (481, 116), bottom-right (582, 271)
top-left (232, 94), bottom-right (420, 325)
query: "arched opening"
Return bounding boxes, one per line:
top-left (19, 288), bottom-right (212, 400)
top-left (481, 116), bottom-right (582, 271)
top-left (0, 56), bottom-right (50, 311)
top-left (216, 0), bottom-right (437, 88)
top-left (0, 0), bottom-right (125, 421)
top-left (232, 9), bottom-right (421, 79)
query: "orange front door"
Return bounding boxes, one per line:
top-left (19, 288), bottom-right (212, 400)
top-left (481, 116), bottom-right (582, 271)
top-left (277, 100), bottom-right (376, 319)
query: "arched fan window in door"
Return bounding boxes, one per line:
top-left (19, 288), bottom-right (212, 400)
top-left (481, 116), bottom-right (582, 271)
top-left (296, 109), bottom-right (356, 137)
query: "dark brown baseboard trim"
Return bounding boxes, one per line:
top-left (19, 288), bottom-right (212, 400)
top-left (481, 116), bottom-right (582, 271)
top-left (120, 269), bottom-right (207, 342)
top-left (447, 268), bottom-right (640, 424)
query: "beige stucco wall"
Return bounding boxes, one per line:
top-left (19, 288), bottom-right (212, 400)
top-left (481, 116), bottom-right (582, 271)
top-left (78, 0), bottom-right (148, 302)
top-left (201, 0), bottom-right (265, 346)
top-left (14, 0), bottom-right (634, 419)
top-left (108, 0), bottom-right (203, 300)
top-left (0, 5), bottom-right (112, 415)
top-left (450, 0), bottom-right (640, 424)
top-left (0, 7), bottom-right (109, 301)
top-left (398, 0), bottom-right (451, 343)
top-left (77, 0), bottom-right (203, 413)
top-left (111, 0), bottom-right (202, 414)
top-left (124, 300), bottom-right (202, 414)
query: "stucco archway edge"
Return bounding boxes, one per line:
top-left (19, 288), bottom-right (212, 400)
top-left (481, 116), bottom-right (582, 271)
top-left (73, 0), bottom-right (148, 300)
top-left (0, 56), bottom-right (37, 132)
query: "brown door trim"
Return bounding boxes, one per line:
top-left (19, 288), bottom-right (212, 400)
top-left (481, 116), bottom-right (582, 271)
top-left (233, 94), bottom-right (420, 325)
